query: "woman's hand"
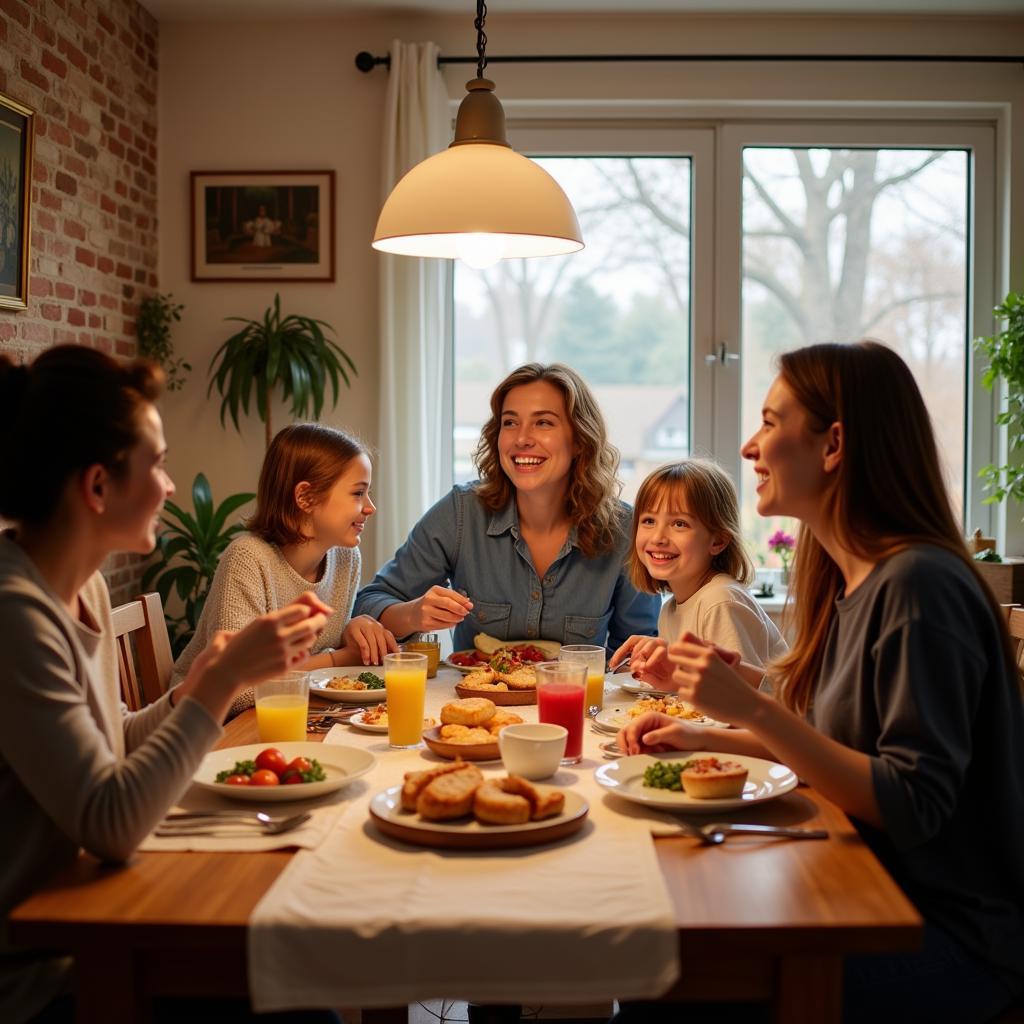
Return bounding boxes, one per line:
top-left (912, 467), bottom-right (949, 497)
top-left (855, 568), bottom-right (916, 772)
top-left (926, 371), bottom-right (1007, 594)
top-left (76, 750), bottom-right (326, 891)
top-left (410, 585), bottom-right (473, 631)
top-left (340, 615), bottom-right (399, 665)
top-left (668, 631), bottom-right (762, 726)
top-left (617, 711), bottom-right (708, 755)
top-left (182, 593), bottom-right (331, 719)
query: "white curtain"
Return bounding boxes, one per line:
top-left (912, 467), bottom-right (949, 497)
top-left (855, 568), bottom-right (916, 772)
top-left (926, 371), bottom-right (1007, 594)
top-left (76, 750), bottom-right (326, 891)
top-left (375, 40), bottom-right (454, 573)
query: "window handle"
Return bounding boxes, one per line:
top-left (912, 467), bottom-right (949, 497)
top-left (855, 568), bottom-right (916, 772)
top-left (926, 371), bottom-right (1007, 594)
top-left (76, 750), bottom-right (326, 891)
top-left (704, 343), bottom-right (741, 367)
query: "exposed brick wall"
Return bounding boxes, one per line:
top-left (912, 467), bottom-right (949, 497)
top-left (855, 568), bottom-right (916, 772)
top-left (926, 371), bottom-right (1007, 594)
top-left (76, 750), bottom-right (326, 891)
top-left (0, 0), bottom-right (159, 604)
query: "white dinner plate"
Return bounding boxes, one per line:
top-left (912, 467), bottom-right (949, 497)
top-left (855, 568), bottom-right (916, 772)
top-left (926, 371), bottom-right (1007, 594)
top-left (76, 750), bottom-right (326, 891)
top-left (308, 666), bottom-right (387, 703)
top-left (618, 679), bottom-right (678, 698)
top-left (594, 752), bottom-right (798, 812)
top-left (193, 742), bottom-right (376, 802)
top-left (347, 709), bottom-right (389, 733)
top-left (593, 702), bottom-right (723, 733)
top-left (369, 785), bottom-right (589, 849)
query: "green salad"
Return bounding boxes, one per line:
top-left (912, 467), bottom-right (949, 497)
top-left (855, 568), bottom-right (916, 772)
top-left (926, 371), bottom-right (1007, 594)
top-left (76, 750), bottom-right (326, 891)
top-left (358, 671), bottom-right (385, 689)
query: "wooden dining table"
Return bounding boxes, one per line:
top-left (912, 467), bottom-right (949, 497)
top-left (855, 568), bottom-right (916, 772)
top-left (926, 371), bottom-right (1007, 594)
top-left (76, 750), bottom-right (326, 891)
top-left (10, 687), bottom-right (922, 1024)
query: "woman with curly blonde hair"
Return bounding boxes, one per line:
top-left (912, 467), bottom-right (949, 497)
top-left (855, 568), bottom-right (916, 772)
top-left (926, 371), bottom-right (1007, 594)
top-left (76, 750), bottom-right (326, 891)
top-left (356, 363), bottom-right (659, 654)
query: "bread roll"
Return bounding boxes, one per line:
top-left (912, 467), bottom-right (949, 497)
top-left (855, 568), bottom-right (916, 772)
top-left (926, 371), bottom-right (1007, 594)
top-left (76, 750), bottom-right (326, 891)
top-left (440, 697), bottom-right (496, 726)
top-left (417, 764), bottom-right (484, 820)
top-left (401, 761), bottom-right (468, 811)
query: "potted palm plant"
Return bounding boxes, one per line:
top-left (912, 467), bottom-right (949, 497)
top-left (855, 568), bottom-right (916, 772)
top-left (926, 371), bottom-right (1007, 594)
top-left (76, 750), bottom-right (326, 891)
top-left (141, 473), bottom-right (254, 656)
top-left (207, 292), bottom-right (356, 448)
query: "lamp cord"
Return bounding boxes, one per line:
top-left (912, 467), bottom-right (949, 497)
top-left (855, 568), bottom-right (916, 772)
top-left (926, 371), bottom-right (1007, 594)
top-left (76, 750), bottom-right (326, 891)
top-left (474, 0), bottom-right (488, 78)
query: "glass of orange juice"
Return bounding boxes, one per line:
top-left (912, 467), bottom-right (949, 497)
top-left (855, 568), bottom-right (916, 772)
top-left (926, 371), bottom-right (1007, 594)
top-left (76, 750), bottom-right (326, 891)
top-left (559, 644), bottom-right (607, 712)
top-left (254, 672), bottom-right (309, 742)
top-left (384, 651), bottom-right (428, 748)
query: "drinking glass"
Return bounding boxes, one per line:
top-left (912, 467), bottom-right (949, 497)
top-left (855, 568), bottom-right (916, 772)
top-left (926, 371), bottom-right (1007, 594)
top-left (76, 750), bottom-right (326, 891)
top-left (559, 643), bottom-right (607, 712)
top-left (384, 651), bottom-right (428, 748)
top-left (254, 672), bottom-right (309, 743)
top-left (535, 660), bottom-right (586, 765)
top-left (402, 633), bottom-right (441, 678)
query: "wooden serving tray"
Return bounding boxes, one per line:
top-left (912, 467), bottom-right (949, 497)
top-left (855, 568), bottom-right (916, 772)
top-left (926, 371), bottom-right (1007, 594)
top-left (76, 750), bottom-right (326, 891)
top-left (421, 726), bottom-right (500, 762)
top-left (454, 683), bottom-right (537, 706)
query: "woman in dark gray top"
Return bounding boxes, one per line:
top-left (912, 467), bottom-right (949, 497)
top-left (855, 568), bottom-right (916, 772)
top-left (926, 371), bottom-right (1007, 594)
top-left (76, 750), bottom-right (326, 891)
top-left (622, 342), bottom-right (1024, 1023)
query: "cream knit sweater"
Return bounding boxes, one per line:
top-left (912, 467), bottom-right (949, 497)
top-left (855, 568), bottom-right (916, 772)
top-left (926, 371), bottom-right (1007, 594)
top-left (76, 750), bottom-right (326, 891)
top-left (171, 532), bottom-right (361, 716)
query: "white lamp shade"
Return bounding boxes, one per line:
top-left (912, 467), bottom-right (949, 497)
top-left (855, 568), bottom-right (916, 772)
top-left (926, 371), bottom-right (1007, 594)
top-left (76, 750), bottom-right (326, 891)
top-left (372, 143), bottom-right (584, 260)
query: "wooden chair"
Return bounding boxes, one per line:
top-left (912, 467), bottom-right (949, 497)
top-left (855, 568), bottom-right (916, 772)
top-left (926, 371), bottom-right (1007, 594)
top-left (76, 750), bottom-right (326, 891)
top-left (111, 592), bottom-right (173, 710)
top-left (1007, 608), bottom-right (1024, 674)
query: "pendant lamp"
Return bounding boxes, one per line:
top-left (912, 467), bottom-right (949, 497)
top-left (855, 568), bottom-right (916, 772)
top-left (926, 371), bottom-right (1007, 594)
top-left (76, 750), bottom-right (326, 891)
top-left (371, 1), bottom-right (584, 269)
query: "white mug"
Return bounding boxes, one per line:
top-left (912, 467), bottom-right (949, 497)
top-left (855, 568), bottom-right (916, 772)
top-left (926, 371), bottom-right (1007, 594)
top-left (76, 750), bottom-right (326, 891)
top-left (498, 723), bottom-right (568, 780)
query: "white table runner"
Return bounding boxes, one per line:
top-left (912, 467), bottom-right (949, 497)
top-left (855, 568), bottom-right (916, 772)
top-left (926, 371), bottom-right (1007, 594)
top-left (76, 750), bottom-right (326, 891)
top-left (248, 670), bottom-right (680, 1011)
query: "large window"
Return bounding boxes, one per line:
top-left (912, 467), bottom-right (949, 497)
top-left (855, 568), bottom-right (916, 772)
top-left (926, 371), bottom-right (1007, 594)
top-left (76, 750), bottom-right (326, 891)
top-left (454, 156), bottom-right (693, 504)
top-left (739, 146), bottom-right (970, 555)
top-left (451, 115), bottom-right (997, 563)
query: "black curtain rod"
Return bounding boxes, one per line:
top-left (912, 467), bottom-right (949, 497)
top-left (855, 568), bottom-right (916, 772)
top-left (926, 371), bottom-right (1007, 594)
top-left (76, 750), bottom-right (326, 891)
top-left (355, 51), bottom-right (1023, 72)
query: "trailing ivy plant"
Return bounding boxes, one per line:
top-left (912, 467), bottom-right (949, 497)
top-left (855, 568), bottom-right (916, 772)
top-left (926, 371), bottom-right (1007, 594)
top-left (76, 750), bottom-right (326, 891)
top-left (141, 473), bottom-right (254, 657)
top-left (137, 293), bottom-right (190, 391)
top-left (207, 292), bottom-right (356, 448)
top-left (975, 292), bottom-right (1024, 509)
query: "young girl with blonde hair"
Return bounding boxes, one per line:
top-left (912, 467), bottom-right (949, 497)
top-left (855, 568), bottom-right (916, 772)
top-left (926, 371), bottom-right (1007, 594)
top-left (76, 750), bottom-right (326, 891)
top-left (612, 459), bottom-right (785, 688)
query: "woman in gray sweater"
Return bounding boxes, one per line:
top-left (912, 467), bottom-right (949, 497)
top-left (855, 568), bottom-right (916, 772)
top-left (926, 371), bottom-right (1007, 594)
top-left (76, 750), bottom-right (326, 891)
top-left (0, 346), bottom-right (331, 1024)
top-left (623, 342), bottom-right (1023, 1023)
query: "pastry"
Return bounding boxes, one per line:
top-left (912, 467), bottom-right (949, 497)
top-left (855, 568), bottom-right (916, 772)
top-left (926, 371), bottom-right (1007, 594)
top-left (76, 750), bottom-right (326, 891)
top-left (417, 764), bottom-right (484, 820)
top-left (473, 779), bottom-right (531, 825)
top-left (440, 697), bottom-right (496, 727)
top-left (401, 761), bottom-right (469, 811)
top-left (679, 757), bottom-right (749, 799)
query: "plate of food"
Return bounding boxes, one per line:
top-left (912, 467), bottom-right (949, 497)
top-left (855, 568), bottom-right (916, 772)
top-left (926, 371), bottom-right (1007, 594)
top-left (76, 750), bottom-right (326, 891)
top-left (192, 742), bottom-right (376, 802)
top-left (444, 633), bottom-right (560, 673)
top-left (369, 763), bottom-right (588, 849)
top-left (308, 667), bottom-right (387, 703)
top-left (348, 705), bottom-right (437, 734)
top-left (594, 751), bottom-right (797, 812)
top-left (422, 726), bottom-right (501, 762)
top-left (424, 698), bottom-right (524, 759)
top-left (593, 698), bottom-right (726, 733)
top-left (618, 678), bottom-right (678, 698)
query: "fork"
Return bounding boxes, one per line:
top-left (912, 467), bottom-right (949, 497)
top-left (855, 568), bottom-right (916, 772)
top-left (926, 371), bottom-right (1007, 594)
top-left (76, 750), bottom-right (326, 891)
top-left (674, 820), bottom-right (827, 845)
top-left (155, 811), bottom-right (311, 836)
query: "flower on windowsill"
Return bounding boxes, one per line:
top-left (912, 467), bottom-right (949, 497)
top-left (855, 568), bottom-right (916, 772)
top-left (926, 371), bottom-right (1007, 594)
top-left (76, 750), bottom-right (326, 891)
top-left (767, 529), bottom-right (796, 574)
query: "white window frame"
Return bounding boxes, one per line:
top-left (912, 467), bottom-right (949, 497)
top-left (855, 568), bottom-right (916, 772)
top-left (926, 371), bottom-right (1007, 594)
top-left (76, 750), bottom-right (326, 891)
top-left (449, 102), bottom-right (1004, 536)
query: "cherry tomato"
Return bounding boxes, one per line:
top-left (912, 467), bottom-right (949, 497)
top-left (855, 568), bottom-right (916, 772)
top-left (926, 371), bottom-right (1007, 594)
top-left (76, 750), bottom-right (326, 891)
top-left (249, 769), bottom-right (280, 786)
top-left (255, 748), bottom-right (288, 777)
top-left (285, 757), bottom-right (313, 776)
top-left (223, 774), bottom-right (251, 786)
top-left (280, 771), bottom-right (306, 785)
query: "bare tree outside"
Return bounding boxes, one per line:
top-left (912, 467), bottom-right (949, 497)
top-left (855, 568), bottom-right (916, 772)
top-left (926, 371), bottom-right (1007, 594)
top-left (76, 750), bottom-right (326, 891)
top-left (740, 148), bottom-right (968, 563)
top-left (454, 157), bottom-right (692, 502)
top-left (453, 148), bottom-right (969, 568)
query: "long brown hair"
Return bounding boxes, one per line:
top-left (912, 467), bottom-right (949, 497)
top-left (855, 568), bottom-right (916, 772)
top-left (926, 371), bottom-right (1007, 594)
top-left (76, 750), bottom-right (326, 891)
top-left (628, 460), bottom-right (754, 594)
top-left (771, 341), bottom-right (1017, 713)
top-left (473, 363), bottom-right (623, 558)
top-left (247, 423), bottom-right (367, 547)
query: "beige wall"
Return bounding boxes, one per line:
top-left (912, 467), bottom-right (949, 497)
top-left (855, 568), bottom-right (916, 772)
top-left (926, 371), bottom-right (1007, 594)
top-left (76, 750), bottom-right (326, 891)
top-left (158, 11), bottom-right (1024, 568)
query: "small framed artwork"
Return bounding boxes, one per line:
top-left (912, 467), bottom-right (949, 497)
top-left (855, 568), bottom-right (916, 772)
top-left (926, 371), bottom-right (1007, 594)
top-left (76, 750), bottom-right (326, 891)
top-left (190, 170), bottom-right (335, 282)
top-left (0, 91), bottom-right (35, 310)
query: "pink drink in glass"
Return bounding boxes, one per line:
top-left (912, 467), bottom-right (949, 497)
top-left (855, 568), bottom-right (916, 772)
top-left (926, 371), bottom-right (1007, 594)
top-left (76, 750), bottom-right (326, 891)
top-left (536, 661), bottom-right (586, 764)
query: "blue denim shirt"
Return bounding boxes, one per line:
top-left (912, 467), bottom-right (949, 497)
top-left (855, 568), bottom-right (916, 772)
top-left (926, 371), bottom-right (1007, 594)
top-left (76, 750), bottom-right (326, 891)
top-left (355, 483), bottom-right (660, 655)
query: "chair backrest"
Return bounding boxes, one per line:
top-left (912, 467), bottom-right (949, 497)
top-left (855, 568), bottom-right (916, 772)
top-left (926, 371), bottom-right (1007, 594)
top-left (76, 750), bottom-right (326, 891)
top-left (111, 592), bottom-right (173, 710)
top-left (1007, 608), bottom-right (1024, 674)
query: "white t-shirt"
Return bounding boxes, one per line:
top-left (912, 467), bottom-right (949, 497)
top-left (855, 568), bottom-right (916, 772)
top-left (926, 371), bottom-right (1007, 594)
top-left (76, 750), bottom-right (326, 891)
top-left (658, 572), bottom-right (787, 669)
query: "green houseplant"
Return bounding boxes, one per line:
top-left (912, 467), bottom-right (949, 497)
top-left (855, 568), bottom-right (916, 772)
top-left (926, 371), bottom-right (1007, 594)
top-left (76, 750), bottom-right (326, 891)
top-left (137, 293), bottom-right (190, 391)
top-left (208, 292), bottom-right (356, 448)
top-left (975, 292), bottom-right (1024, 508)
top-left (141, 473), bottom-right (254, 657)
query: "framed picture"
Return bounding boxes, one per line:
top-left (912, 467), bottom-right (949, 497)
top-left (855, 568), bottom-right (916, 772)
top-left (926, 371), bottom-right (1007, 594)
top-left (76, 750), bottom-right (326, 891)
top-left (0, 91), bottom-right (34, 310)
top-left (190, 170), bottom-right (335, 282)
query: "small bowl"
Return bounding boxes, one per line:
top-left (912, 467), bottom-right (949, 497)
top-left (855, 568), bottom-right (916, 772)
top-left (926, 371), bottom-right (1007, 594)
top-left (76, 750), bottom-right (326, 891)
top-left (498, 723), bottom-right (567, 780)
top-left (422, 725), bottom-right (500, 762)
